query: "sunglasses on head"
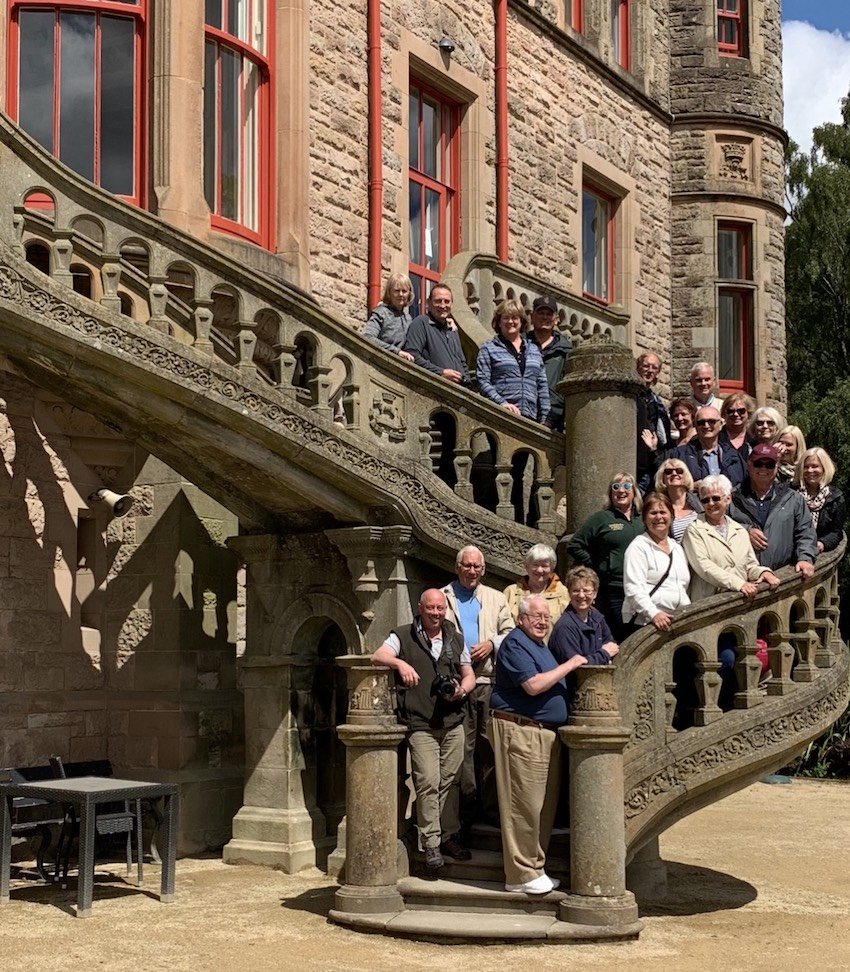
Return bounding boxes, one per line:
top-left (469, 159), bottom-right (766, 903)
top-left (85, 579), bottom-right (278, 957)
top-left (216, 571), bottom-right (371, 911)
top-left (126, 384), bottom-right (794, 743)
top-left (752, 459), bottom-right (777, 469)
top-left (611, 482), bottom-right (634, 492)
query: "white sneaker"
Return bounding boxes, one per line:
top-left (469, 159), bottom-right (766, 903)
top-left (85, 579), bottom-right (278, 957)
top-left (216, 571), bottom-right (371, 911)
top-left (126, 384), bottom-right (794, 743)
top-left (505, 874), bottom-right (560, 894)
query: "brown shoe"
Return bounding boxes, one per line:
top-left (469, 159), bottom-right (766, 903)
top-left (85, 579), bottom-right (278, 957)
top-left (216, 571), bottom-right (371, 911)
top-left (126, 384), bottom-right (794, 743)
top-left (440, 835), bottom-right (472, 861)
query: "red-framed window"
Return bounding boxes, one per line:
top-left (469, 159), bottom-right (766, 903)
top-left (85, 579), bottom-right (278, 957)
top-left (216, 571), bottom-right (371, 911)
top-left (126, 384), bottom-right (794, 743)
top-left (7, 0), bottom-right (146, 205)
top-left (565, 0), bottom-right (582, 33)
top-left (408, 80), bottom-right (460, 316)
top-left (612, 0), bottom-right (630, 70)
top-left (204, 0), bottom-right (273, 248)
top-left (717, 0), bottom-right (745, 57)
top-left (717, 222), bottom-right (754, 393)
top-left (581, 185), bottom-right (615, 305)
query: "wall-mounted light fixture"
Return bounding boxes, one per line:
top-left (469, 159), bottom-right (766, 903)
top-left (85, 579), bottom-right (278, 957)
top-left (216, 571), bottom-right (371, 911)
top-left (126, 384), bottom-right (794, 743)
top-left (437, 36), bottom-right (456, 54)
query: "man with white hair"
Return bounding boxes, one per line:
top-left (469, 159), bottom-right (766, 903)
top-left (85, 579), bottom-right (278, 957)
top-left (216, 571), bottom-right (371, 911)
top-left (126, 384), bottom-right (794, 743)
top-left (442, 545), bottom-right (514, 837)
top-left (688, 361), bottom-right (722, 410)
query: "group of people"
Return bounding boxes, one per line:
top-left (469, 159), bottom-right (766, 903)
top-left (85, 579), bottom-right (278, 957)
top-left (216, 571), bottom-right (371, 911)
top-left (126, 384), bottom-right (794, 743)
top-left (363, 274), bottom-right (570, 430)
top-left (372, 543), bottom-right (615, 896)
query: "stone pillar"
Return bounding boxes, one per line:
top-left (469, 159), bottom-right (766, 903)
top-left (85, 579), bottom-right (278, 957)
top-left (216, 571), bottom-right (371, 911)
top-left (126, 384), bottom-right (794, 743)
top-left (558, 666), bottom-right (642, 932)
top-left (559, 336), bottom-right (644, 533)
top-left (222, 655), bottom-right (323, 871)
top-left (331, 657), bottom-right (406, 918)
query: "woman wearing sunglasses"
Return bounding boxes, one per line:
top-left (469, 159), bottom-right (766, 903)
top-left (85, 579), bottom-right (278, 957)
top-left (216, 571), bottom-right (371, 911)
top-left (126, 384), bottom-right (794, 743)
top-left (654, 459), bottom-right (703, 541)
top-left (748, 406), bottom-right (784, 446)
top-left (719, 393), bottom-right (756, 461)
top-left (565, 473), bottom-right (644, 640)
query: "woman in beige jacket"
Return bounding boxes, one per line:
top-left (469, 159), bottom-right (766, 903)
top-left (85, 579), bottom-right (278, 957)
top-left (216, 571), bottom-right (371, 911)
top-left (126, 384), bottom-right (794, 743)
top-left (503, 543), bottom-right (571, 630)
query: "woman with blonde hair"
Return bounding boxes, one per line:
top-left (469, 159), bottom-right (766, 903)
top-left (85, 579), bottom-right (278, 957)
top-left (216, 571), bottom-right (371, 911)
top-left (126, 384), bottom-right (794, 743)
top-left (363, 272), bottom-right (414, 360)
top-left (654, 458), bottom-right (703, 541)
top-left (775, 425), bottom-right (806, 482)
top-left (503, 543), bottom-right (571, 628)
top-left (719, 392), bottom-right (756, 459)
top-left (797, 447), bottom-right (846, 553)
top-left (476, 299), bottom-right (549, 423)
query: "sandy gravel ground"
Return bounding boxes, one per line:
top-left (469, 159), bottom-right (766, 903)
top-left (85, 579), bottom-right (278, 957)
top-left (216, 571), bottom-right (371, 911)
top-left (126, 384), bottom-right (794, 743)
top-left (2, 779), bottom-right (849, 972)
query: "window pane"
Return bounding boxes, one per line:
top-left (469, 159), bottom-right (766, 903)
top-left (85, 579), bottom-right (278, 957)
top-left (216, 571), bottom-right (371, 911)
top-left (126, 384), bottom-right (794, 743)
top-left (409, 183), bottom-right (422, 266)
top-left (718, 292), bottom-right (742, 381)
top-left (409, 92), bottom-right (420, 171)
top-left (205, 0), bottom-right (222, 29)
top-left (410, 275), bottom-right (423, 315)
top-left (582, 191), bottom-right (609, 299)
top-left (422, 96), bottom-right (438, 179)
top-left (204, 41), bottom-right (217, 212)
top-left (243, 57), bottom-right (260, 230)
top-left (717, 229), bottom-right (740, 278)
top-left (425, 188), bottom-right (440, 270)
top-left (220, 47), bottom-right (241, 221)
top-left (59, 12), bottom-right (96, 182)
top-left (100, 16), bottom-right (136, 196)
top-left (718, 19), bottom-right (738, 45)
top-left (18, 10), bottom-right (55, 152)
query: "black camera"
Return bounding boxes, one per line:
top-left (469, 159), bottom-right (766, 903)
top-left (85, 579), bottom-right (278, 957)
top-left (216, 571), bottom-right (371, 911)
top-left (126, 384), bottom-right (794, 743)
top-left (433, 674), bottom-right (458, 700)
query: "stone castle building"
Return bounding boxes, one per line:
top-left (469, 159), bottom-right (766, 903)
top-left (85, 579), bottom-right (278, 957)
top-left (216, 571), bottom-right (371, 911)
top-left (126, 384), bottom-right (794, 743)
top-left (3, 0), bottom-right (842, 940)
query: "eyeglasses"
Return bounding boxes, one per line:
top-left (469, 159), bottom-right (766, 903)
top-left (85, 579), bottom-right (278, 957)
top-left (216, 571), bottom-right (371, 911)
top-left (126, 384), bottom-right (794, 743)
top-left (524, 613), bottom-right (550, 622)
top-left (752, 460), bottom-right (777, 469)
top-left (726, 407), bottom-right (748, 417)
top-left (695, 419), bottom-right (719, 427)
top-left (459, 563), bottom-right (485, 571)
top-left (701, 495), bottom-right (724, 504)
top-left (663, 467), bottom-right (684, 477)
top-left (755, 420), bottom-right (776, 427)
top-left (611, 482), bottom-right (634, 492)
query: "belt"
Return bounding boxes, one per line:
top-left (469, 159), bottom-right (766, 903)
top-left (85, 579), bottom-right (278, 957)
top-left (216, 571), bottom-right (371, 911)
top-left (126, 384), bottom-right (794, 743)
top-left (490, 709), bottom-right (559, 732)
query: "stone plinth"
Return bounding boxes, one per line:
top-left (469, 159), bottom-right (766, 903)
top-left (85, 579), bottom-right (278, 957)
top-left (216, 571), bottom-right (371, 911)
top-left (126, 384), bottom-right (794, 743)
top-left (559, 338), bottom-right (644, 533)
top-left (558, 666), bottom-right (641, 931)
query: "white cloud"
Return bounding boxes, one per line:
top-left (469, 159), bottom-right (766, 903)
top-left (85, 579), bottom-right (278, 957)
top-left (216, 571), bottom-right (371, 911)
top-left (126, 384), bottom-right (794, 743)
top-left (783, 20), bottom-right (850, 154)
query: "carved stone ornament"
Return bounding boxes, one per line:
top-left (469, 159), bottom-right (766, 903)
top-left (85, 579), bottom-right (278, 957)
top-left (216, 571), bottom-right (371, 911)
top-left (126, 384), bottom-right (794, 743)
top-left (629, 671), bottom-right (654, 746)
top-left (0, 257), bottom-right (536, 570)
top-left (573, 686), bottom-right (619, 713)
top-left (368, 388), bottom-right (408, 442)
top-left (718, 141), bottom-right (749, 182)
top-left (624, 685), bottom-right (848, 819)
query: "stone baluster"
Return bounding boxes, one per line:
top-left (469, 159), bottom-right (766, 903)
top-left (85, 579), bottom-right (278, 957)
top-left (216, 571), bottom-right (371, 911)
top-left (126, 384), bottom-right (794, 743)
top-left (51, 232), bottom-right (75, 288)
top-left (341, 381), bottom-right (361, 429)
top-left (733, 643), bottom-right (764, 708)
top-left (192, 300), bottom-right (214, 353)
top-left (331, 657), bottom-right (405, 918)
top-left (790, 630), bottom-right (818, 682)
top-left (561, 336), bottom-right (643, 533)
top-left (765, 632), bottom-right (795, 696)
top-left (559, 666), bottom-right (641, 932)
top-left (664, 680), bottom-right (677, 740)
top-left (236, 321), bottom-right (258, 375)
top-left (148, 275), bottom-right (170, 333)
top-left (534, 477), bottom-right (555, 533)
top-left (272, 342), bottom-right (298, 395)
top-left (453, 448), bottom-right (473, 502)
top-left (100, 255), bottom-right (122, 313)
top-left (809, 617), bottom-right (835, 668)
top-left (11, 210), bottom-right (25, 257)
top-left (693, 659), bottom-right (722, 725)
top-left (494, 463), bottom-right (514, 519)
top-left (417, 425), bottom-right (433, 468)
top-left (307, 364), bottom-right (333, 417)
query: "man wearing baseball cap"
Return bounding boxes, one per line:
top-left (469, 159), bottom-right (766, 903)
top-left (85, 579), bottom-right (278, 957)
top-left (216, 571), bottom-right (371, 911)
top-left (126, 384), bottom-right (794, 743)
top-left (729, 442), bottom-right (818, 578)
top-left (529, 295), bottom-right (571, 432)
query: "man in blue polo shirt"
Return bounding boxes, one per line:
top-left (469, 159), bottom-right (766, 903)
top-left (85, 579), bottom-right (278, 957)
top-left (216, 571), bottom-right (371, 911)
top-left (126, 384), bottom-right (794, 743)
top-left (487, 595), bottom-right (586, 895)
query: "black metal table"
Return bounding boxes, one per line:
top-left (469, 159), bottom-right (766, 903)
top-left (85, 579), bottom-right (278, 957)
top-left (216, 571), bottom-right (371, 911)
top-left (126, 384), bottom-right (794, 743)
top-left (1, 776), bottom-right (178, 918)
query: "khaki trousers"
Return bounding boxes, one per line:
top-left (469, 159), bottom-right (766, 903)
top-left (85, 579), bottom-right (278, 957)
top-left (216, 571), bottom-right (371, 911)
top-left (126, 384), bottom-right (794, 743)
top-left (443, 681), bottom-right (498, 836)
top-left (408, 723), bottom-right (466, 849)
top-left (487, 715), bottom-right (561, 885)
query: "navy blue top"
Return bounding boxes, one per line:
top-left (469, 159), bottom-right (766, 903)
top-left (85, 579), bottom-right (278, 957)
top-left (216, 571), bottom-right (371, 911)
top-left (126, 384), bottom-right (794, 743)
top-left (490, 627), bottom-right (569, 724)
top-left (549, 606), bottom-right (614, 667)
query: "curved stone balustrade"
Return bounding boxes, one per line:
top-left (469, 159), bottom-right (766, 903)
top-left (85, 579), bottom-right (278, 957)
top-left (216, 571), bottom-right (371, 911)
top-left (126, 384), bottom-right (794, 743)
top-left (0, 113), bottom-right (565, 573)
top-left (442, 250), bottom-right (630, 351)
top-left (615, 540), bottom-right (849, 856)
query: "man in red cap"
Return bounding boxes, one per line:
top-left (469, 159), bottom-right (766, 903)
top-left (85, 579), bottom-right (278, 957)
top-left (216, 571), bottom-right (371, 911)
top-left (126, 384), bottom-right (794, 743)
top-left (729, 442), bottom-right (817, 578)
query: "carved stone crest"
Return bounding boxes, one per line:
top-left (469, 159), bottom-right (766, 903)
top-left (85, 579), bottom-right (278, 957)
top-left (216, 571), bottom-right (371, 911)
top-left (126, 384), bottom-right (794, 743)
top-left (368, 389), bottom-right (407, 442)
top-left (718, 140), bottom-right (749, 181)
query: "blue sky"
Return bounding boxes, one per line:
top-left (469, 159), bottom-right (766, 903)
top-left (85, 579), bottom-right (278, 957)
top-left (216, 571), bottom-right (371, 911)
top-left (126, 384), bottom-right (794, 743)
top-left (783, 4), bottom-right (850, 152)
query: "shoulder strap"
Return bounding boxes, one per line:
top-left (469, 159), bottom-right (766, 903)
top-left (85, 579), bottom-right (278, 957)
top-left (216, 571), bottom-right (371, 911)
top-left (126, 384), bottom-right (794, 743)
top-left (648, 550), bottom-right (675, 598)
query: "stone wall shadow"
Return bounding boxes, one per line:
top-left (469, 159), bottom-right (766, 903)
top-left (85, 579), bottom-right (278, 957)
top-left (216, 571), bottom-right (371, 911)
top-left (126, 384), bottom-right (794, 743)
top-left (636, 861), bottom-right (757, 916)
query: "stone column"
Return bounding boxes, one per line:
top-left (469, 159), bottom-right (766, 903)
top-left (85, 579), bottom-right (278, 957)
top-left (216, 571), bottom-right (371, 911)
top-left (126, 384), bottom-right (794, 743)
top-left (331, 657), bottom-right (406, 918)
top-left (222, 655), bottom-right (323, 871)
top-left (558, 666), bottom-right (642, 931)
top-left (559, 336), bottom-right (644, 533)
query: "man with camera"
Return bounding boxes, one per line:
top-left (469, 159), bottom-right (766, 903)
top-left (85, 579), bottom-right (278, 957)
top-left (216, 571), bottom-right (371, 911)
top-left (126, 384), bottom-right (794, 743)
top-left (372, 588), bottom-right (476, 870)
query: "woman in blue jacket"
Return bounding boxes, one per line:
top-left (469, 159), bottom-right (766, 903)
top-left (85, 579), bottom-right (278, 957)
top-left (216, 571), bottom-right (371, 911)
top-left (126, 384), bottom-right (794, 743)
top-left (475, 299), bottom-right (550, 424)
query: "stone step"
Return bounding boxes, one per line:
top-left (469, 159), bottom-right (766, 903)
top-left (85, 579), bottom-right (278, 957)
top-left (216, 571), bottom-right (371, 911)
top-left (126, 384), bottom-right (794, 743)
top-left (466, 822), bottom-right (570, 857)
top-left (412, 846), bottom-right (570, 884)
top-left (398, 875), bottom-right (566, 916)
